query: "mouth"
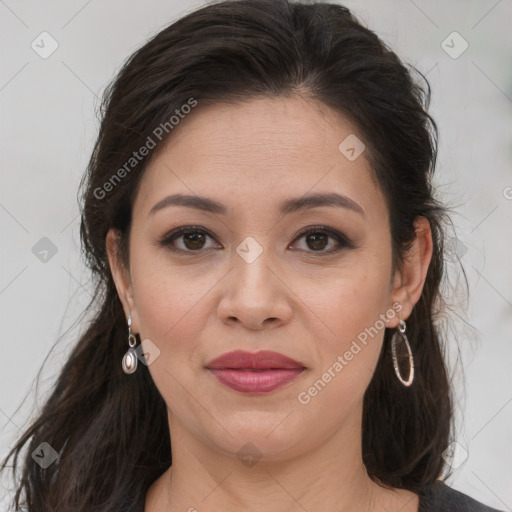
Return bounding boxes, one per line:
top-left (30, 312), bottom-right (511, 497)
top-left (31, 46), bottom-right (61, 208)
top-left (205, 350), bottom-right (306, 394)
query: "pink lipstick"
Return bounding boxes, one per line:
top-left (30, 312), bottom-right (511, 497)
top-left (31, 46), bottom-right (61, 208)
top-left (205, 350), bottom-right (305, 393)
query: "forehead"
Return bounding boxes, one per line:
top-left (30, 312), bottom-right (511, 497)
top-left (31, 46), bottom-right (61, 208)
top-left (155, 96), bottom-right (356, 169)
top-left (133, 96), bottom-right (387, 223)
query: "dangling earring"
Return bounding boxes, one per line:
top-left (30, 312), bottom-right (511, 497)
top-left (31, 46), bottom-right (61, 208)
top-left (122, 314), bottom-right (138, 374)
top-left (391, 319), bottom-right (414, 387)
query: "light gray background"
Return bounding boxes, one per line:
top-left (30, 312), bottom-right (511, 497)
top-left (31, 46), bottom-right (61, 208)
top-left (1, 0), bottom-right (511, 509)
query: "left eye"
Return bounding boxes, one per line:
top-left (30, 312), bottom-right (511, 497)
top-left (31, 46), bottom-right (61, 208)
top-left (290, 227), bottom-right (350, 253)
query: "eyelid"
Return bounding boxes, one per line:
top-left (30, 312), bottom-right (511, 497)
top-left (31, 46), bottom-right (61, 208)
top-left (158, 224), bottom-right (353, 254)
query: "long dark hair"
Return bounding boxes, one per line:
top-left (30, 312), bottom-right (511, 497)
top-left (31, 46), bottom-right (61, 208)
top-left (2, 1), bottom-right (453, 509)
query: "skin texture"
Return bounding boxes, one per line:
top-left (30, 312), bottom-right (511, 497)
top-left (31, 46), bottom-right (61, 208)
top-left (107, 95), bottom-right (433, 512)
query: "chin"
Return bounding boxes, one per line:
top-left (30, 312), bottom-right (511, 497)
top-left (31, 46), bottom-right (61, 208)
top-left (206, 413), bottom-right (304, 459)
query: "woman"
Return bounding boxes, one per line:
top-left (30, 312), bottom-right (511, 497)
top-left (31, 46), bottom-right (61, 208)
top-left (1, 1), bottom-right (505, 510)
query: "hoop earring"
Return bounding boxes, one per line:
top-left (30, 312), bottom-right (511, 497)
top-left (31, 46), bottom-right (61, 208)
top-left (122, 314), bottom-right (138, 374)
top-left (391, 319), bottom-right (414, 387)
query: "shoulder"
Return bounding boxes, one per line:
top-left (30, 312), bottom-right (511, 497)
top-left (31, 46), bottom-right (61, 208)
top-left (418, 481), bottom-right (505, 512)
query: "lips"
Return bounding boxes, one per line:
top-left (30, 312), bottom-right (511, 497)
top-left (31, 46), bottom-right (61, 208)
top-left (206, 350), bottom-right (305, 370)
top-left (205, 350), bottom-right (306, 393)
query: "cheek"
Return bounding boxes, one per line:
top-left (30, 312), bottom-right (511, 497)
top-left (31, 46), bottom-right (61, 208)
top-left (129, 248), bottom-right (227, 365)
top-left (132, 273), bottom-right (205, 348)
top-left (302, 254), bottom-right (392, 388)
top-left (312, 255), bottom-right (391, 341)
top-left (129, 260), bottom-right (214, 418)
top-left (295, 303), bottom-right (388, 418)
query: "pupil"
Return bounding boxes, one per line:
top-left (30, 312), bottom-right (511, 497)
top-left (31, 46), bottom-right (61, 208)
top-left (307, 232), bottom-right (327, 250)
top-left (184, 232), bottom-right (205, 250)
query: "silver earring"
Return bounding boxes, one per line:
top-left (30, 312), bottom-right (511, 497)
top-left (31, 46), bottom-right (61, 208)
top-left (391, 319), bottom-right (414, 387)
top-left (122, 314), bottom-right (138, 374)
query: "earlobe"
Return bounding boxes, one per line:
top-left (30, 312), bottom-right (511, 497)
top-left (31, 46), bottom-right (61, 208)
top-left (388, 216), bottom-right (433, 326)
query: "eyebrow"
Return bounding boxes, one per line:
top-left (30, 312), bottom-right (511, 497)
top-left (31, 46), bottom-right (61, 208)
top-left (149, 192), bottom-right (365, 217)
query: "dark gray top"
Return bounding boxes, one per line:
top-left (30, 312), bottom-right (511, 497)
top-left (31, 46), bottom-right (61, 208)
top-left (418, 481), bottom-right (505, 511)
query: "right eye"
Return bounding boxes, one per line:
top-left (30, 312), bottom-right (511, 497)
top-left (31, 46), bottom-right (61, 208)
top-left (158, 226), bottom-right (221, 253)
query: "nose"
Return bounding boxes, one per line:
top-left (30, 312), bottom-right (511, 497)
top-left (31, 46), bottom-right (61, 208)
top-left (217, 245), bottom-right (293, 330)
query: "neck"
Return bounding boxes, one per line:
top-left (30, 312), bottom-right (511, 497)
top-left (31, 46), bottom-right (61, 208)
top-left (145, 408), bottom-right (419, 512)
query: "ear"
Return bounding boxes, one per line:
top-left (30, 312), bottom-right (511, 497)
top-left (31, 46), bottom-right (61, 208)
top-left (388, 216), bottom-right (433, 327)
top-left (105, 228), bottom-right (140, 333)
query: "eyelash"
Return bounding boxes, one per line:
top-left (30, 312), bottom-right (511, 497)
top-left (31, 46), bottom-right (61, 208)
top-left (158, 225), bottom-right (353, 255)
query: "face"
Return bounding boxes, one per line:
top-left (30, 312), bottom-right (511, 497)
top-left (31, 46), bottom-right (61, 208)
top-left (108, 95), bottom-right (426, 461)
